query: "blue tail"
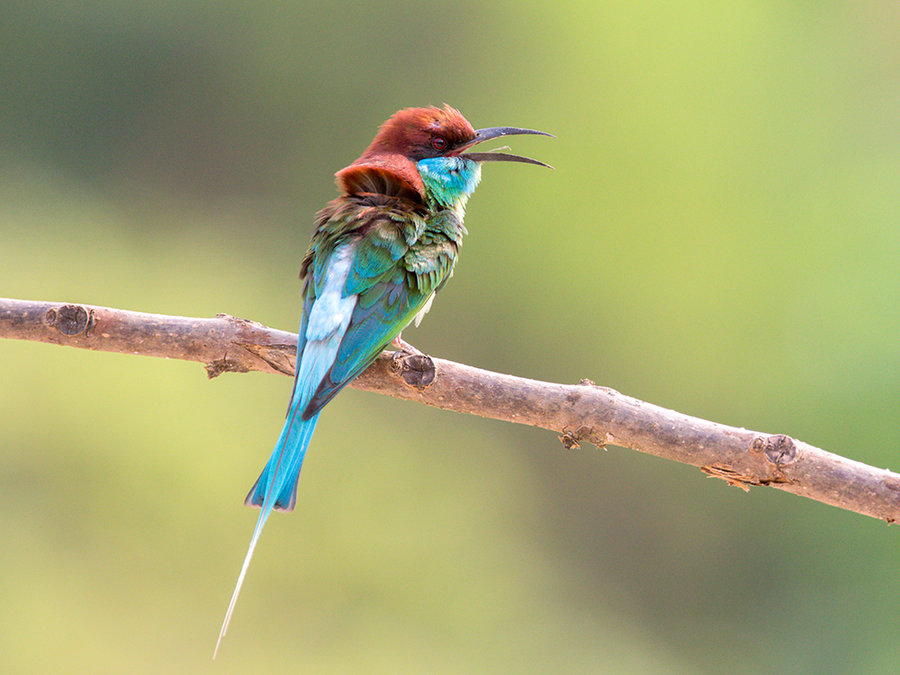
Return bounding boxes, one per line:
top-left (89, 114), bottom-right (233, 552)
top-left (214, 395), bottom-right (320, 657)
top-left (215, 241), bottom-right (359, 656)
top-left (244, 406), bottom-right (321, 512)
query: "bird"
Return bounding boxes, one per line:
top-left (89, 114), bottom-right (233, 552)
top-left (214, 105), bottom-right (550, 655)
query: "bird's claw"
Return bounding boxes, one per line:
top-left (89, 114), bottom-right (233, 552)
top-left (390, 334), bottom-right (424, 355)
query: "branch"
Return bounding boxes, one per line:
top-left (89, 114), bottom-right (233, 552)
top-left (2, 297), bottom-right (898, 523)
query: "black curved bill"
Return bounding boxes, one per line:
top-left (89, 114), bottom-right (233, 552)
top-left (459, 126), bottom-right (553, 168)
top-left (472, 126), bottom-right (553, 143)
top-left (461, 152), bottom-right (552, 168)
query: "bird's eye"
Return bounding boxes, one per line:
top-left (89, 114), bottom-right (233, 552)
top-left (431, 137), bottom-right (447, 151)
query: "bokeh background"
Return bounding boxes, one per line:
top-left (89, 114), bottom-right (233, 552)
top-left (2, 2), bottom-right (898, 673)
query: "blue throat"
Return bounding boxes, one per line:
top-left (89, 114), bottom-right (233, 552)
top-left (416, 156), bottom-right (483, 211)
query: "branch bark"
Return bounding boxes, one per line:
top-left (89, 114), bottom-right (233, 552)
top-left (2, 297), bottom-right (898, 523)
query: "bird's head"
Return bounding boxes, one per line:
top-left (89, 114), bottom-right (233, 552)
top-left (335, 105), bottom-right (551, 209)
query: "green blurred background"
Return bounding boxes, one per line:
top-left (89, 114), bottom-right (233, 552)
top-left (1, 1), bottom-right (898, 672)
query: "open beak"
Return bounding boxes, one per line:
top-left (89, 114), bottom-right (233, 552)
top-left (457, 126), bottom-right (553, 168)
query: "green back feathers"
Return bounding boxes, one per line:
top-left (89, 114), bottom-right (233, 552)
top-left (296, 193), bottom-right (465, 417)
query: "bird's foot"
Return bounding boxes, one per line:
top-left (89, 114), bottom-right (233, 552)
top-left (390, 336), bottom-right (435, 388)
top-left (390, 334), bottom-right (423, 355)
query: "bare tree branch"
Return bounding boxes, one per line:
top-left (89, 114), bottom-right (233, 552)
top-left (2, 297), bottom-right (898, 523)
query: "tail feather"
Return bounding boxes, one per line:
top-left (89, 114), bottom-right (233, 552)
top-left (213, 404), bottom-right (321, 658)
top-left (215, 243), bottom-right (358, 657)
top-left (244, 409), bottom-right (319, 511)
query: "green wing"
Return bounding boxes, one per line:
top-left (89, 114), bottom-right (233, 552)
top-left (300, 202), bottom-right (461, 418)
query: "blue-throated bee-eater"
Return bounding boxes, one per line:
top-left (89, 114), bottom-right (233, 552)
top-left (215, 105), bottom-right (551, 655)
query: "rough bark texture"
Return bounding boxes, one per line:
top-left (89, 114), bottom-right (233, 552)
top-left (2, 297), bottom-right (898, 523)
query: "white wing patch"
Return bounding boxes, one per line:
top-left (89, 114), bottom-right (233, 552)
top-left (413, 291), bottom-right (435, 327)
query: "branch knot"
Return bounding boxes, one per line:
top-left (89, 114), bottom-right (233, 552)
top-left (45, 304), bottom-right (93, 336)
